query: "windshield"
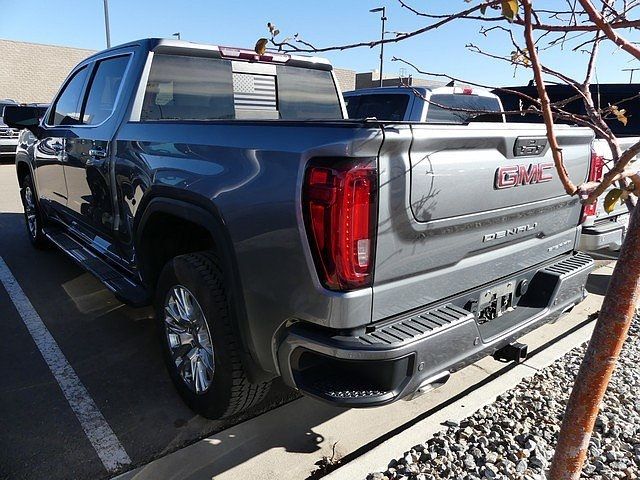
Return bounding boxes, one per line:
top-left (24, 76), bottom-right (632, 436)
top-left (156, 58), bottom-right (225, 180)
top-left (426, 94), bottom-right (502, 124)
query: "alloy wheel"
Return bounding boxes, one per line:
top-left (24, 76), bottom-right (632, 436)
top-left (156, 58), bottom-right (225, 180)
top-left (23, 186), bottom-right (37, 239)
top-left (163, 285), bottom-right (214, 394)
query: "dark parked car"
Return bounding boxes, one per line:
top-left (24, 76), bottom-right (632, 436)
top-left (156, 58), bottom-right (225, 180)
top-left (0, 99), bottom-right (19, 161)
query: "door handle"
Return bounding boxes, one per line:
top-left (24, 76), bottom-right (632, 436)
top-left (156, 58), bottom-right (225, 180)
top-left (89, 148), bottom-right (108, 158)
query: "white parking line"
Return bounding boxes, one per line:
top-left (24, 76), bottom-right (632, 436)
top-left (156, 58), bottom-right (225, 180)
top-left (0, 256), bottom-right (131, 473)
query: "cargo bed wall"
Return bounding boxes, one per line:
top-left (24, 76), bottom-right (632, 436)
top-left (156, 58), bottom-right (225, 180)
top-left (372, 123), bottom-right (594, 321)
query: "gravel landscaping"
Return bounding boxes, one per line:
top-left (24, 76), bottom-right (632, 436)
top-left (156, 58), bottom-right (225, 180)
top-left (367, 317), bottom-right (640, 480)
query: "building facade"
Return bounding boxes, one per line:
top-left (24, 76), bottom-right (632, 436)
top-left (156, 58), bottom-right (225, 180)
top-left (0, 39), bottom-right (96, 103)
top-left (355, 71), bottom-right (446, 90)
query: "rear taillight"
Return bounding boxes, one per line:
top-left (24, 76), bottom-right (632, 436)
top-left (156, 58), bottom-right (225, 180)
top-left (581, 150), bottom-right (605, 222)
top-left (303, 159), bottom-right (377, 291)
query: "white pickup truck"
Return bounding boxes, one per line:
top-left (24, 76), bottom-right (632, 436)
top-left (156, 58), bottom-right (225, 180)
top-left (580, 138), bottom-right (635, 251)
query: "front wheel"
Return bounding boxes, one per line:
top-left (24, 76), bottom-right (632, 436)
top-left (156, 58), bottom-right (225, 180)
top-left (19, 173), bottom-right (49, 249)
top-left (155, 252), bottom-right (270, 419)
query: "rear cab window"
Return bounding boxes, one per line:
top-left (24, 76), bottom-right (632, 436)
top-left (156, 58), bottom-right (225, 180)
top-left (140, 53), bottom-right (343, 121)
top-left (345, 94), bottom-right (409, 121)
top-left (426, 94), bottom-right (502, 124)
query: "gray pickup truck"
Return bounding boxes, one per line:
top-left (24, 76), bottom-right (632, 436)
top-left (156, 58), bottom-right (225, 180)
top-left (4, 38), bottom-right (595, 419)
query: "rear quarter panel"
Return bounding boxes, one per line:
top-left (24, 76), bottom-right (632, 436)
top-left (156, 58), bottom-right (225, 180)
top-left (113, 121), bottom-right (383, 373)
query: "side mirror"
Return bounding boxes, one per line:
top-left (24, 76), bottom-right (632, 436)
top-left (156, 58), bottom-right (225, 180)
top-left (2, 105), bottom-right (46, 137)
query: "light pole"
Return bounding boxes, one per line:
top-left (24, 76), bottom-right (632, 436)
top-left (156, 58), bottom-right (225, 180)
top-left (173, 32), bottom-right (181, 40)
top-left (622, 67), bottom-right (640, 83)
top-left (370, 7), bottom-right (386, 87)
top-left (103, 0), bottom-right (111, 48)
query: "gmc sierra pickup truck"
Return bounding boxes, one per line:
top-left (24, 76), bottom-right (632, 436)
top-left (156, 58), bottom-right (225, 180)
top-left (4, 38), bottom-right (595, 419)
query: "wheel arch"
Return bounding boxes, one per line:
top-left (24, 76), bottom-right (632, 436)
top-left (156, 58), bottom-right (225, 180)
top-left (135, 196), bottom-right (273, 383)
top-left (16, 159), bottom-right (33, 186)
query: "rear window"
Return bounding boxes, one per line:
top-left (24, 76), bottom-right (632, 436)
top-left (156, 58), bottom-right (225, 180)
top-left (345, 94), bottom-right (409, 121)
top-left (276, 66), bottom-right (342, 120)
top-left (426, 94), bottom-right (502, 124)
top-left (140, 54), bottom-right (342, 121)
top-left (141, 55), bottom-right (235, 121)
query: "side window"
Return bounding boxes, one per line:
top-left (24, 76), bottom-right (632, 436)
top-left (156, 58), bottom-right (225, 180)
top-left (83, 56), bottom-right (130, 125)
top-left (344, 96), bottom-right (361, 119)
top-left (51, 67), bottom-right (89, 126)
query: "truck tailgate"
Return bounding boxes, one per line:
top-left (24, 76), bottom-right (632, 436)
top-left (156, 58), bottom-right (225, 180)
top-left (373, 123), bottom-right (594, 321)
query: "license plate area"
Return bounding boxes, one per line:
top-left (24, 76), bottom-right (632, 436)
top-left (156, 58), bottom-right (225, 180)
top-left (473, 281), bottom-right (516, 324)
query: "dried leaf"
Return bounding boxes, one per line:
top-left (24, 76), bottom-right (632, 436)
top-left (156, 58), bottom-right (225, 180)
top-left (610, 105), bottom-right (628, 126)
top-left (604, 188), bottom-right (623, 213)
top-left (502, 0), bottom-right (519, 21)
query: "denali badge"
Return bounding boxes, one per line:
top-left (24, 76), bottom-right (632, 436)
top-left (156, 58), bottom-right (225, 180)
top-left (495, 163), bottom-right (553, 189)
top-left (483, 223), bottom-right (538, 242)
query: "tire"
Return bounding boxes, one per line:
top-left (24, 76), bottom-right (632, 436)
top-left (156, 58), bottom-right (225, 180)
top-left (155, 251), bottom-right (270, 419)
top-left (19, 172), bottom-right (50, 249)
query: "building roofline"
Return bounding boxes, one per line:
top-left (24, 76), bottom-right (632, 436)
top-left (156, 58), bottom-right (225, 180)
top-left (0, 37), bottom-right (97, 53)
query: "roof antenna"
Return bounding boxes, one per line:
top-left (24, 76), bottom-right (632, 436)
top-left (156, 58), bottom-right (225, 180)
top-left (446, 80), bottom-right (455, 87)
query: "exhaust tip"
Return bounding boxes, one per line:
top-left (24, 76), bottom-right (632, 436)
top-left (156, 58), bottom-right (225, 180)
top-left (405, 371), bottom-right (451, 401)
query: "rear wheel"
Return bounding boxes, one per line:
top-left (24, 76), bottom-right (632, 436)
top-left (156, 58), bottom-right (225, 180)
top-left (155, 252), bottom-right (270, 419)
top-left (19, 173), bottom-right (49, 249)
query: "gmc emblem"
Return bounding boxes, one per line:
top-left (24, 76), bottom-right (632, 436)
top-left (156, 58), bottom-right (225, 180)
top-left (495, 163), bottom-right (554, 189)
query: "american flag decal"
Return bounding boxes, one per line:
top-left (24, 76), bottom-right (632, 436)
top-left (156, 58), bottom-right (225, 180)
top-left (233, 73), bottom-right (277, 110)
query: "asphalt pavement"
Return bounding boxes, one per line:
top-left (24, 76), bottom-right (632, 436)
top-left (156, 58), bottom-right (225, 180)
top-left (0, 164), bottom-right (296, 480)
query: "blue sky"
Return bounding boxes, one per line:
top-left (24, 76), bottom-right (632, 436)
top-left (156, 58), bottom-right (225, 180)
top-left (2, 0), bottom-right (639, 87)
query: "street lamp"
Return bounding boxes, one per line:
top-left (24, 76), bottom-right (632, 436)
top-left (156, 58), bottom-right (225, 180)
top-left (385, 30), bottom-right (408, 37)
top-left (370, 7), bottom-right (386, 87)
top-left (622, 68), bottom-right (640, 83)
top-left (173, 32), bottom-right (181, 40)
top-left (103, 0), bottom-right (111, 48)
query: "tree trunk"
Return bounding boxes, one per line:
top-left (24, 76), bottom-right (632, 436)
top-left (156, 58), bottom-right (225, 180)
top-left (548, 204), bottom-right (640, 479)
